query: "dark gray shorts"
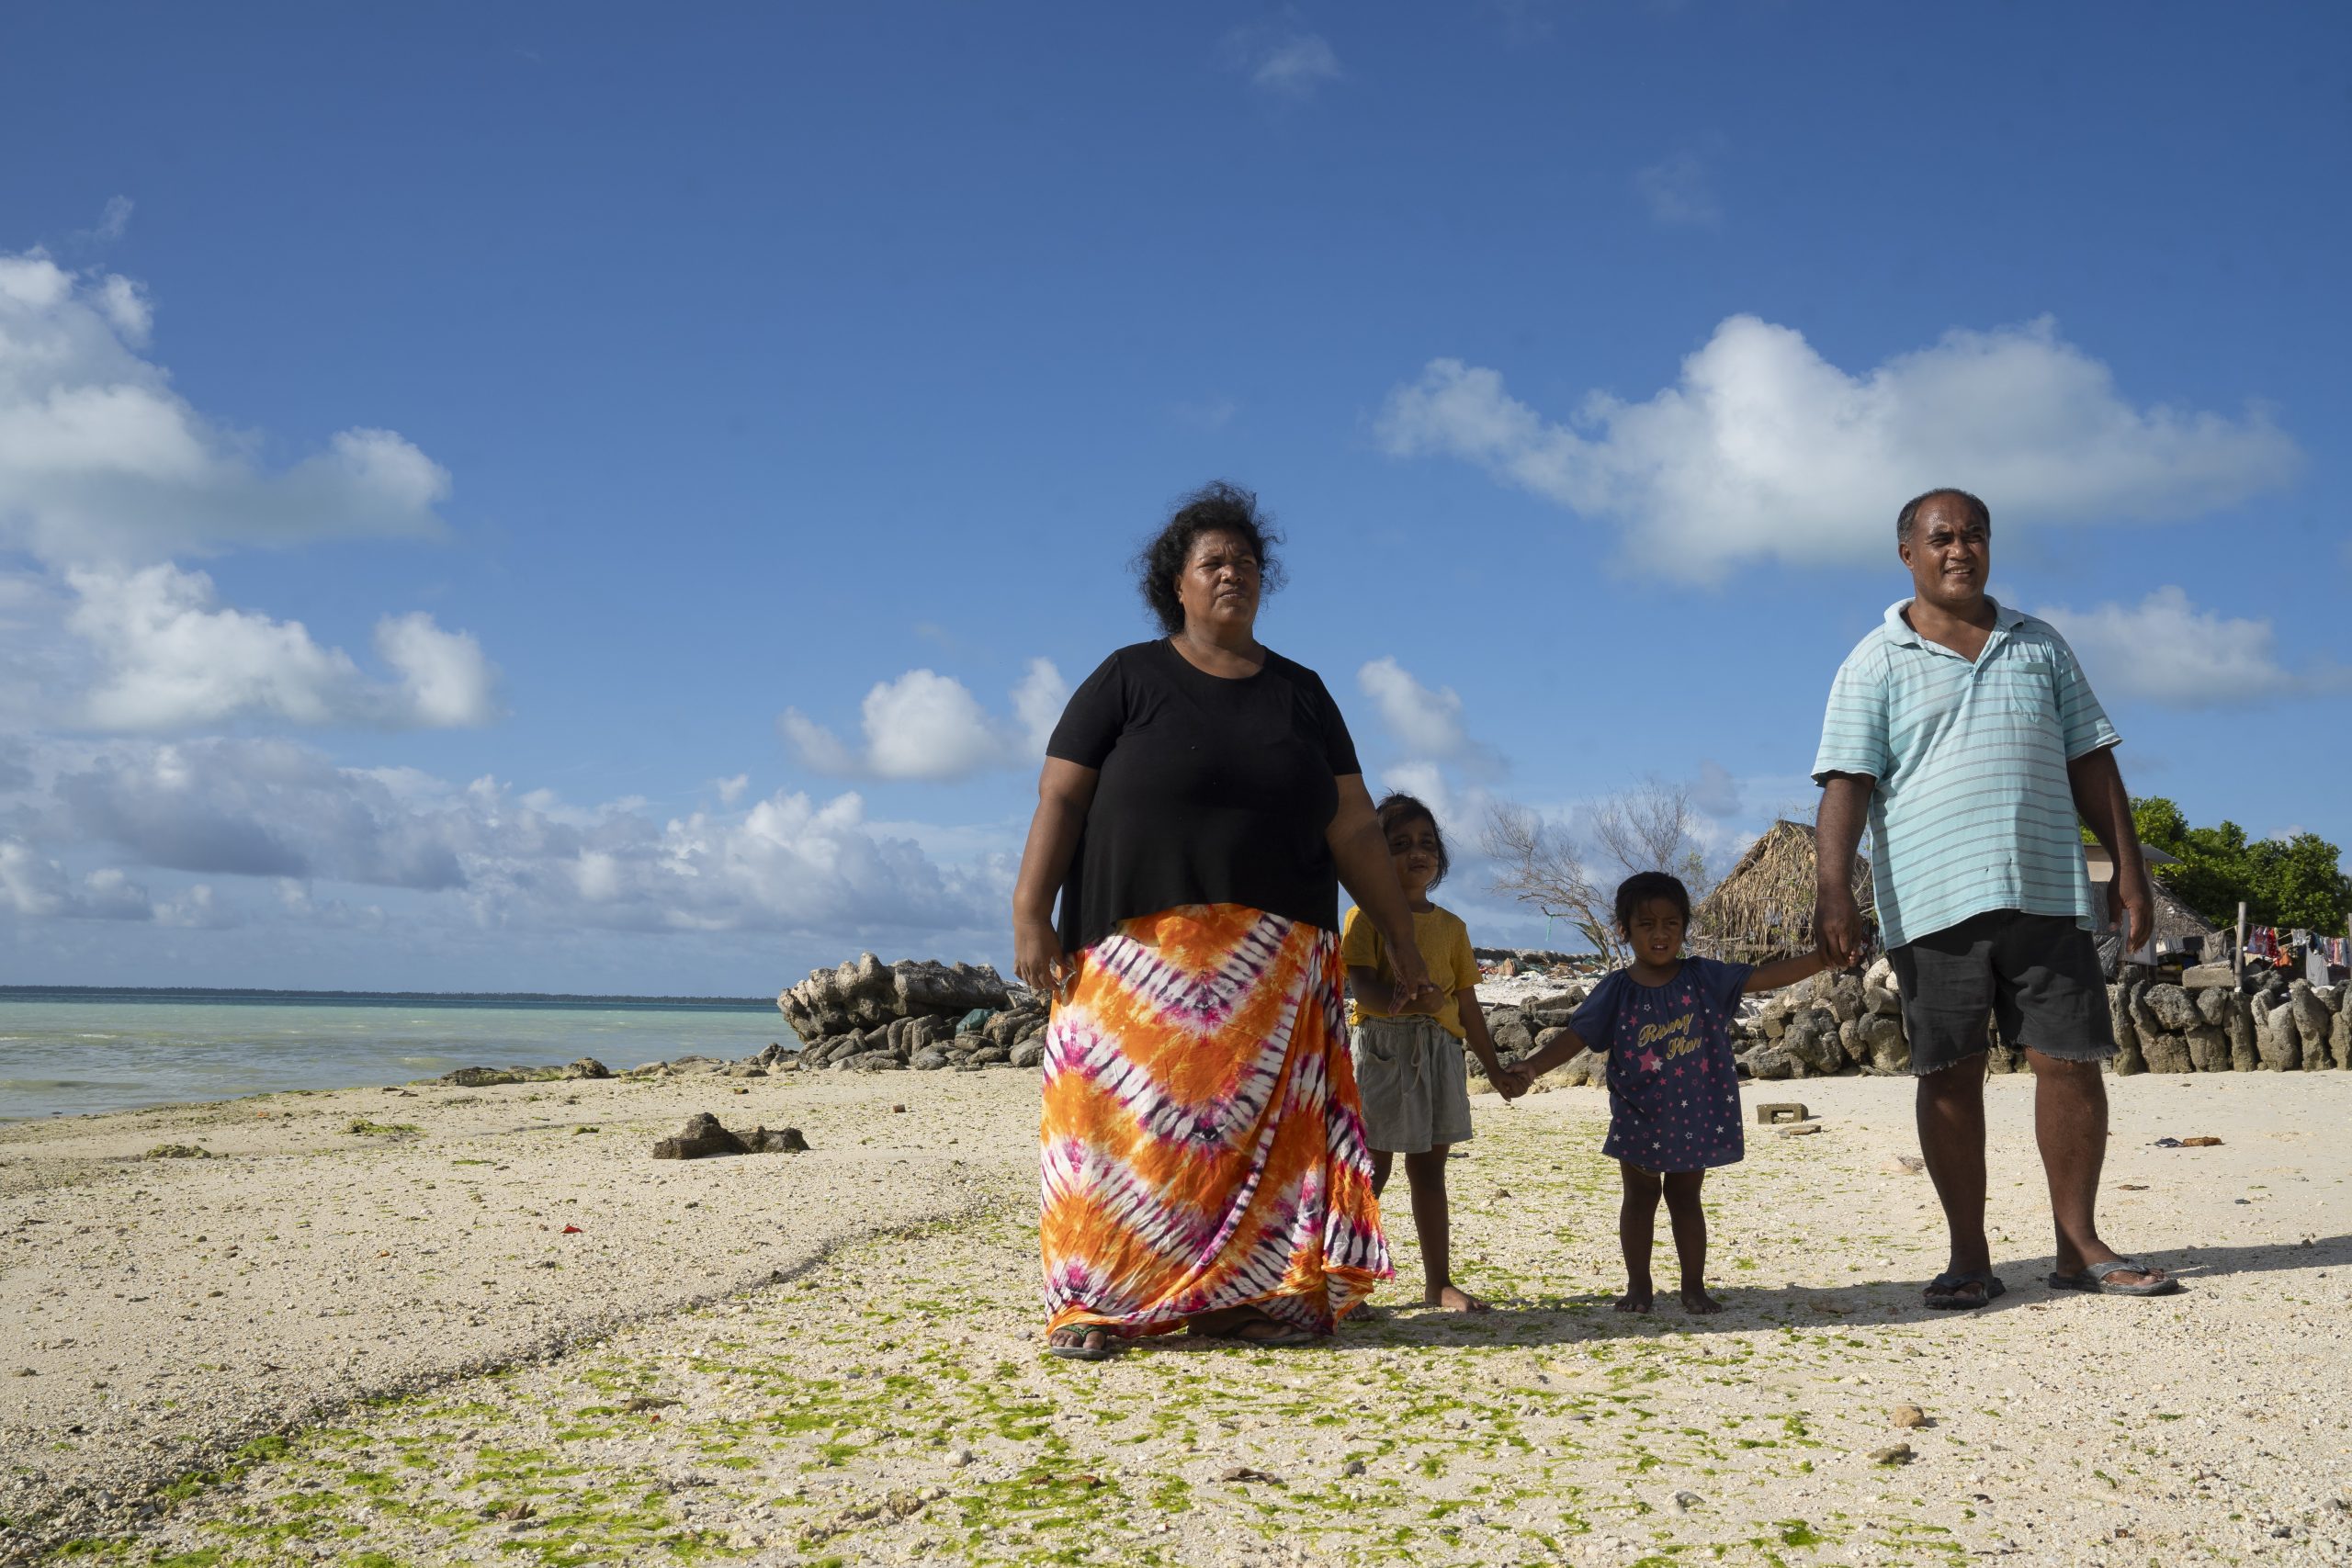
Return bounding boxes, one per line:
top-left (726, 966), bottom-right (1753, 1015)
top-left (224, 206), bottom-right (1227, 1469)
top-left (1888, 909), bottom-right (2115, 1076)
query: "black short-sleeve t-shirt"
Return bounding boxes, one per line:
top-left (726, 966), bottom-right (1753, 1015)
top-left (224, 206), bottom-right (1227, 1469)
top-left (1046, 639), bottom-right (1362, 954)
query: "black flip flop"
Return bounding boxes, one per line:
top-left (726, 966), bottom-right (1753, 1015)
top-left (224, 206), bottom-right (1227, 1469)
top-left (1923, 1269), bottom-right (2007, 1310)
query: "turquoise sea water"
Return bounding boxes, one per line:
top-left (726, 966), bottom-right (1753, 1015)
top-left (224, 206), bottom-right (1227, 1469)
top-left (0, 992), bottom-right (797, 1122)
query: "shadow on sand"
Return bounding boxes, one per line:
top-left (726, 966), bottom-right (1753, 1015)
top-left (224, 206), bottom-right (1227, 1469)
top-left (1123, 1233), bottom-right (2350, 1354)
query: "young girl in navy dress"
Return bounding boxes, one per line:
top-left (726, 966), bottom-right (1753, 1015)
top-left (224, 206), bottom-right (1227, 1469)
top-left (1511, 872), bottom-right (1825, 1314)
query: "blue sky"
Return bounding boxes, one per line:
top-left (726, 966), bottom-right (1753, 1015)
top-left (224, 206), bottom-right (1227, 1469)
top-left (3, 3), bottom-right (2346, 994)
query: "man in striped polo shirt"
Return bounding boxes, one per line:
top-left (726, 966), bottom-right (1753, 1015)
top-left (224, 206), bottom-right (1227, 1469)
top-left (1811, 488), bottom-right (2177, 1308)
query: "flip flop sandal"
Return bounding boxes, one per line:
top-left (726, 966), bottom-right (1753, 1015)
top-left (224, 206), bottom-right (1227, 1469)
top-left (1923, 1269), bottom-right (2007, 1310)
top-left (1044, 1327), bottom-right (1121, 1361)
top-left (2047, 1257), bottom-right (2179, 1297)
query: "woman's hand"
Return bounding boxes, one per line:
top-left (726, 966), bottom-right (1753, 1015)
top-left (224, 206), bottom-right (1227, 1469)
top-left (1385, 942), bottom-right (1439, 1012)
top-left (1396, 984), bottom-right (1444, 1017)
top-left (1014, 912), bottom-right (1078, 1002)
top-left (1011, 758), bottom-right (1100, 1006)
top-left (1328, 773), bottom-right (1446, 1010)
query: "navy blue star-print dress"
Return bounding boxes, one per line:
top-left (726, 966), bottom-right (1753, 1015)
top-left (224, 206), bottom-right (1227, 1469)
top-left (1570, 956), bottom-right (1752, 1173)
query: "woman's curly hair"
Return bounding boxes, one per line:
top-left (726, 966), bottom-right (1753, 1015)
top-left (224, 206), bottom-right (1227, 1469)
top-left (1133, 480), bottom-right (1286, 635)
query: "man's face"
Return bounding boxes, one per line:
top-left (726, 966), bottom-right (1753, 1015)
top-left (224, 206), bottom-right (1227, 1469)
top-left (1899, 495), bottom-right (1990, 608)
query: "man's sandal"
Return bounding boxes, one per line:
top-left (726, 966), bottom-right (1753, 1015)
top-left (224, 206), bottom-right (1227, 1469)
top-left (1044, 1326), bottom-right (1122, 1361)
top-left (2047, 1257), bottom-right (2178, 1297)
top-left (1922, 1269), bottom-right (2007, 1310)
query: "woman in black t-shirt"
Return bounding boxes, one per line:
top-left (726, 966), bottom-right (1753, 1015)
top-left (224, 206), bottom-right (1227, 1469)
top-left (1012, 482), bottom-right (1435, 1359)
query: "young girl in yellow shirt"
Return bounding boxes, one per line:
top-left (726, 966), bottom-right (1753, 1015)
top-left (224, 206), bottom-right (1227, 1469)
top-left (1341, 794), bottom-right (1523, 1312)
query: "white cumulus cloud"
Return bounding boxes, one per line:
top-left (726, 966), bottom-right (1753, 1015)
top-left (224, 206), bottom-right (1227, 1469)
top-left (8, 736), bottom-right (1013, 942)
top-left (2034, 586), bottom-right (2350, 710)
top-left (0, 247), bottom-right (449, 566)
top-left (781, 660), bottom-right (1067, 782)
top-left (1358, 656), bottom-right (1477, 761)
top-left (0, 838), bottom-right (153, 920)
top-left (1378, 315), bottom-right (2301, 582)
top-left (1353, 656), bottom-right (1504, 840)
top-left (372, 611), bottom-right (500, 728)
top-left (1374, 760), bottom-right (1458, 827)
top-left (64, 564), bottom-right (499, 731)
top-left (1010, 658), bottom-right (1070, 754)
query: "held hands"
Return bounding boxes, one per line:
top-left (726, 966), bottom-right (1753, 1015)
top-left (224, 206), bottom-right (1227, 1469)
top-left (1386, 945), bottom-right (1442, 1015)
top-left (1013, 913), bottom-right (1080, 1004)
top-left (1814, 883), bottom-right (1865, 971)
top-left (1487, 1061), bottom-right (1532, 1100)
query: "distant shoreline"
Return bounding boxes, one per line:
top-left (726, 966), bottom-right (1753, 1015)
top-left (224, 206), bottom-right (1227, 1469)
top-left (0, 986), bottom-right (775, 1010)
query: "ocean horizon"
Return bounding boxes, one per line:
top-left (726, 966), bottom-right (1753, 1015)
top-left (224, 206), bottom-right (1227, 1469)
top-left (0, 988), bottom-right (800, 1122)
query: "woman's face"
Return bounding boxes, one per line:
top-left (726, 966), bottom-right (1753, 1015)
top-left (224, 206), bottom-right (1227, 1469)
top-left (1173, 529), bottom-right (1261, 637)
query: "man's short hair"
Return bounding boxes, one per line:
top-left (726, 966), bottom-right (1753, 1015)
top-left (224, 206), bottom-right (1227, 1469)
top-left (1896, 488), bottom-right (1992, 547)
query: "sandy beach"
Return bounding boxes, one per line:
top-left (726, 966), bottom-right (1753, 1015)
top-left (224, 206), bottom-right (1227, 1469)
top-left (4, 1065), bottom-right (2348, 1565)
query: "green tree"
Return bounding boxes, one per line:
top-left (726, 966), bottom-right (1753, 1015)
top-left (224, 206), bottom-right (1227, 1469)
top-left (2245, 833), bottom-right (2352, 931)
top-left (2098, 797), bottom-right (2352, 932)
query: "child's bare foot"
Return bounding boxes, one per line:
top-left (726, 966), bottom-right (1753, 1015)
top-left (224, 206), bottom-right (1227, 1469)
top-left (1679, 1285), bottom-right (1723, 1314)
top-left (1427, 1284), bottom-right (1490, 1313)
top-left (1614, 1286), bottom-right (1654, 1314)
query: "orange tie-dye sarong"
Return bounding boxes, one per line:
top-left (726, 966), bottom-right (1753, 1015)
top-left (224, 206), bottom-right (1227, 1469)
top-left (1040, 903), bottom-right (1392, 1338)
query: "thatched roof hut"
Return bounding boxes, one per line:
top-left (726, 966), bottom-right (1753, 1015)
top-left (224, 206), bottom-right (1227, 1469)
top-left (2084, 843), bottom-right (2218, 953)
top-left (1691, 820), bottom-right (1876, 964)
top-left (2112, 879), bottom-right (2220, 959)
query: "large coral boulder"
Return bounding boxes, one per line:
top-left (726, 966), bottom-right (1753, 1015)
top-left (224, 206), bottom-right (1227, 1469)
top-left (777, 953), bottom-right (1012, 1041)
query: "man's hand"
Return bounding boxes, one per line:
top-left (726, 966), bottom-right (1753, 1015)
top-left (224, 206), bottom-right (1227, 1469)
top-left (2111, 867), bottom-right (2154, 953)
top-left (1488, 1062), bottom-right (1530, 1100)
top-left (1813, 773), bottom-right (1873, 972)
top-left (1814, 882), bottom-right (1865, 970)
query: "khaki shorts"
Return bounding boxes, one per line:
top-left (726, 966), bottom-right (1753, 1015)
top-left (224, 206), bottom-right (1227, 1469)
top-left (1350, 1015), bottom-right (1473, 1155)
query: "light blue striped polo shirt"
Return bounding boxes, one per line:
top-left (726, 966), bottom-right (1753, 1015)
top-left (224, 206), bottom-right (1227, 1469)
top-left (1811, 598), bottom-right (2119, 950)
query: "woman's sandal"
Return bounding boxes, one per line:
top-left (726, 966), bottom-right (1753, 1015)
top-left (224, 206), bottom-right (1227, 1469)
top-left (1044, 1325), bottom-right (1122, 1361)
top-left (2047, 1257), bottom-right (2178, 1297)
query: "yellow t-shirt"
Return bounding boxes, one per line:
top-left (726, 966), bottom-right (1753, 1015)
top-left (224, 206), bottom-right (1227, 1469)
top-left (1340, 904), bottom-right (1479, 1040)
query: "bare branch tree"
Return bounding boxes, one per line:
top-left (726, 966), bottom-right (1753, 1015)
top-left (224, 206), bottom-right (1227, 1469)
top-left (1591, 780), bottom-right (1713, 903)
top-left (1481, 801), bottom-right (1624, 964)
top-left (1484, 780), bottom-right (1718, 964)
